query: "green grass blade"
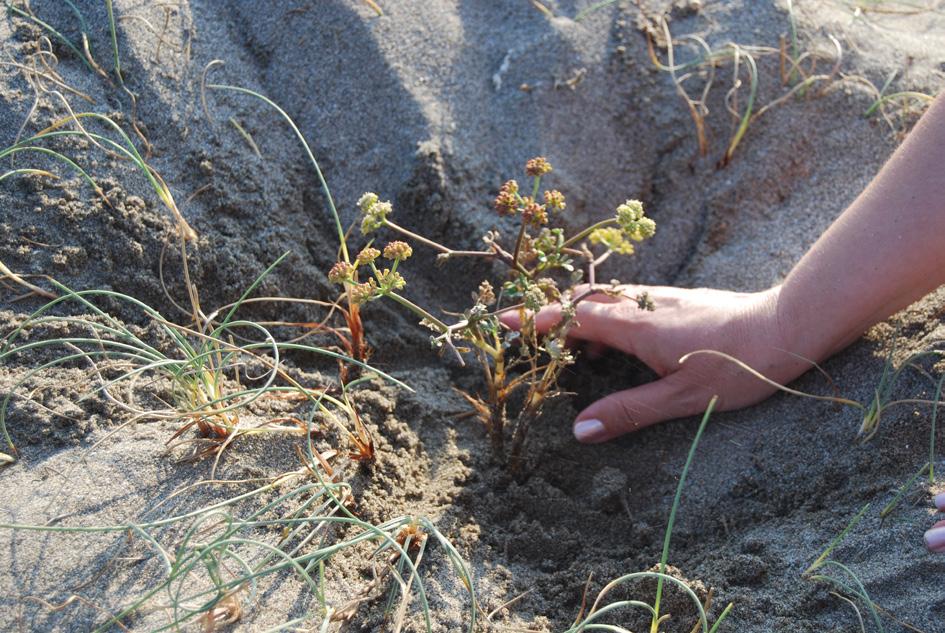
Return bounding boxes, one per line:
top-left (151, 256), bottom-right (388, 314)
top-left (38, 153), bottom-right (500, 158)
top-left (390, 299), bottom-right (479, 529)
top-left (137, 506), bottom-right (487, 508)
top-left (5, 2), bottom-right (93, 72)
top-left (930, 372), bottom-right (944, 481)
top-left (879, 462), bottom-right (930, 520)
top-left (651, 396), bottom-right (718, 633)
top-left (804, 502), bottom-right (870, 575)
top-left (205, 83), bottom-right (349, 262)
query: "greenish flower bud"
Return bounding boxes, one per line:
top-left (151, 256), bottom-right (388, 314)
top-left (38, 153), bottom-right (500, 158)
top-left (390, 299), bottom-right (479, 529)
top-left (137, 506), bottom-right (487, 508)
top-left (377, 269), bottom-right (406, 291)
top-left (589, 227), bottom-right (635, 255)
top-left (524, 285), bottom-right (547, 311)
top-left (357, 192), bottom-right (379, 213)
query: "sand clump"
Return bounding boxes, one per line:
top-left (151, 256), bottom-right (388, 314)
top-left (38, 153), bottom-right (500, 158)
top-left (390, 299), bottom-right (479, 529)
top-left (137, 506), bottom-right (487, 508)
top-left (1, 0), bottom-right (945, 631)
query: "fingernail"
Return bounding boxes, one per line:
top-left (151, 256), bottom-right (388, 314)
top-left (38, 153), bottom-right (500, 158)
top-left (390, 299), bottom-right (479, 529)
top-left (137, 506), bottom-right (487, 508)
top-left (934, 492), bottom-right (945, 511)
top-left (574, 419), bottom-right (606, 443)
top-left (924, 526), bottom-right (945, 553)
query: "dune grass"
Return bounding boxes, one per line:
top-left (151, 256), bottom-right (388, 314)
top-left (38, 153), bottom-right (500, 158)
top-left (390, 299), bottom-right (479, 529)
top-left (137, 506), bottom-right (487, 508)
top-left (4, 1), bottom-right (99, 74)
top-left (680, 344), bottom-right (943, 631)
top-left (565, 398), bottom-right (733, 633)
top-left (804, 503), bottom-right (883, 633)
top-left (0, 105), bottom-right (200, 339)
top-left (0, 252), bottom-right (410, 466)
top-left (0, 445), bottom-right (477, 631)
top-left (644, 7), bottom-right (844, 166)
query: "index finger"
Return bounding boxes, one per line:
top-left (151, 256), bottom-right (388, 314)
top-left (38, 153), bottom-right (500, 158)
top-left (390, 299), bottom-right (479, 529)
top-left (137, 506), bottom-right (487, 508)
top-left (499, 293), bottom-right (637, 351)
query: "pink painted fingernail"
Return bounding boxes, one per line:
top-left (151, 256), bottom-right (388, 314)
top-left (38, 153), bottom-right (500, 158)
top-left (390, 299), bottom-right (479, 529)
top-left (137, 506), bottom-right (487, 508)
top-left (934, 492), bottom-right (945, 511)
top-left (924, 526), bottom-right (945, 553)
top-left (574, 419), bottom-right (606, 443)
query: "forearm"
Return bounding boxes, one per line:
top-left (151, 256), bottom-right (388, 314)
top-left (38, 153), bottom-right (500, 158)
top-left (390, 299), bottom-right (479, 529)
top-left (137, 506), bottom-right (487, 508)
top-left (777, 93), bottom-right (945, 361)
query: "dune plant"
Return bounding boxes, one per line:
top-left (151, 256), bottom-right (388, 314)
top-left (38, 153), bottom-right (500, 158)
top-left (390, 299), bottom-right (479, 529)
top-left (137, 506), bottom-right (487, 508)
top-left (335, 158), bottom-right (656, 469)
top-left (803, 503), bottom-right (884, 633)
top-left (682, 342), bottom-right (945, 477)
top-left (0, 442), bottom-right (477, 631)
top-left (200, 78), bottom-right (657, 469)
top-left (642, 9), bottom-right (843, 165)
top-left (860, 70), bottom-right (935, 140)
top-left (0, 107), bottom-right (197, 243)
top-left (6, 0), bottom-right (151, 148)
top-left (0, 253), bottom-right (405, 466)
top-left (5, 0), bottom-right (101, 75)
top-left (564, 397), bottom-right (733, 633)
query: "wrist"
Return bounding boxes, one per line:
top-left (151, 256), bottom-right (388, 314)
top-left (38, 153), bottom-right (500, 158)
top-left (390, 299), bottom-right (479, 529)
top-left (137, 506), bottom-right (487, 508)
top-left (772, 281), bottom-right (859, 366)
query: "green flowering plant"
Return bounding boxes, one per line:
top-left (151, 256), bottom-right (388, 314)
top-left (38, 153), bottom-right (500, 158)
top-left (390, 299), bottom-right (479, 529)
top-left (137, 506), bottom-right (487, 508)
top-left (328, 158), bottom-right (655, 470)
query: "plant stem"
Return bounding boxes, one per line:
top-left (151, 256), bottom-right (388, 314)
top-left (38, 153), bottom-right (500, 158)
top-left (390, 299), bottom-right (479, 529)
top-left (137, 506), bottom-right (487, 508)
top-left (930, 372), bottom-right (945, 482)
top-left (508, 177), bottom-right (542, 269)
top-left (510, 220), bottom-right (528, 269)
top-left (563, 218), bottom-right (616, 248)
top-left (384, 220), bottom-right (452, 253)
top-left (385, 292), bottom-right (449, 332)
top-left (440, 250), bottom-right (498, 259)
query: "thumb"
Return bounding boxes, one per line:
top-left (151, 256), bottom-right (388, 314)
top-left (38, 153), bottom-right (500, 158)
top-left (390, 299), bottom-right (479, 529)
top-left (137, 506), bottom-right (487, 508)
top-left (572, 374), bottom-right (715, 443)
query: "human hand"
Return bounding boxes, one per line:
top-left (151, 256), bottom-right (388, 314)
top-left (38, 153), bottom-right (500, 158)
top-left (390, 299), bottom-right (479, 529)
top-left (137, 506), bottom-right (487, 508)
top-left (502, 284), bottom-right (820, 443)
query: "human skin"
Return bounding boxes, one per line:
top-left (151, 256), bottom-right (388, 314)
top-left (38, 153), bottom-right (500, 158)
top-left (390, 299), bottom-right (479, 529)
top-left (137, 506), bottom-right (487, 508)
top-left (503, 93), bottom-right (945, 548)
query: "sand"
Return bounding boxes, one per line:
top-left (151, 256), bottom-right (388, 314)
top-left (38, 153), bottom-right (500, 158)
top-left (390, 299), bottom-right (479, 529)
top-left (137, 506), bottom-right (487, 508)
top-left (1, 0), bottom-right (945, 631)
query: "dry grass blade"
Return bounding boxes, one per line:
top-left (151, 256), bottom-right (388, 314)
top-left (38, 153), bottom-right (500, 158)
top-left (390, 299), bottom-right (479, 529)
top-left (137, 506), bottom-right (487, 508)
top-left (678, 349), bottom-right (863, 408)
top-left (228, 116), bottom-right (261, 156)
top-left (0, 259), bottom-right (55, 299)
top-left (363, 0), bottom-right (383, 16)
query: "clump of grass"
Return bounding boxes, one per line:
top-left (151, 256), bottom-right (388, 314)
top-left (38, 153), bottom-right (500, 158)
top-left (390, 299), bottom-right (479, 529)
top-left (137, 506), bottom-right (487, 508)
top-left (803, 503), bottom-right (884, 633)
top-left (0, 103), bottom-right (188, 340)
top-left (860, 70), bottom-right (935, 140)
top-left (0, 443), bottom-right (477, 631)
top-left (6, 0), bottom-right (152, 149)
top-left (0, 253), bottom-right (407, 466)
top-left (1, 108), bottom-right (197, 242)
top-left (681, 340), bottom-right (944, 466)
top-left (564, 397), bottom-right (733, 633)
top-left (4, 0), bottom-right (101, 75)
top-left (679, 344), bottom-right (943, 629)
top-left (641, 7), bottom-right (844, 166)
top-left (340, 160), bottom-right (656, 471)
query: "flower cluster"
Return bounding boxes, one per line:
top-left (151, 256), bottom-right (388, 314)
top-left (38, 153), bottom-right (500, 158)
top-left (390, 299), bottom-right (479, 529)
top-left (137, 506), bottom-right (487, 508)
top-left (615, 199), bottom-right (656, 240)
top-left (521, 199), bottom-right (548, 228)
top-left (328, 236), bottom-right (414, 305)
top-left (494, 180), bottom-right (519, 216)
top-left (492, 158), bottom-right (566, 229)
top-left (523, 285), bottom-right (547, 311)
top-left (543, 189), bottom-right (566, 212)
top-left (589, 199), bottom-right (656, 256)
top-left (383, 240), bottom-right (413, 260)
top-left (358, 192), bottom-right (393, 234)
top-left (349, 280), bottom-right (378, 304)
top-left (476, 280), bottom-right (496, 306)
top-left (328, 261), bottom-right (355, 284)
top-left (589, 227), bottom-right (636, 255)
top-left (356, 246), bottom-right (380, 266)
top-left (525, 156), bottom-right (552, 177)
